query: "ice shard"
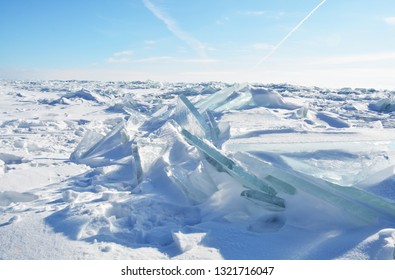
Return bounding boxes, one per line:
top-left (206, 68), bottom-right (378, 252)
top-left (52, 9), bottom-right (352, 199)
top-left (235, 152), bottom-right (395, 224)
top-left (165, 161), bottom-right (218, 204)
top-left (205, 110), bottom-right (220, 145)
top-left (173, 94), bottom-right (212, 141)
top-left (327, 182), bottom-right (395, 221)
top-left (194, 83), bottom-right (249, 112)
top-left (179, 128), bottom-right (287, 210)
top-left (213, 90), bottom-right (252, 112)
top-left (132, 144), bottom-right (143, 184)
top-left (70, 130), bottom-right (104, 161)
top-left (241, 190), bottom-right (286, 211)
top-left (70, 120), bottom-right (132, 164)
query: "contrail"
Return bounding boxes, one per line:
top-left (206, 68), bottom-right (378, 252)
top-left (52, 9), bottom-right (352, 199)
top-left (256, 0), bottom-right (327, 66)
top-left (143, 0), bottom-right (207, 58)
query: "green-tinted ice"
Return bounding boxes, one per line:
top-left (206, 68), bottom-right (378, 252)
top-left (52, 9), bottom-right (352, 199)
top-left (235, 152), bottom-right (395, 224)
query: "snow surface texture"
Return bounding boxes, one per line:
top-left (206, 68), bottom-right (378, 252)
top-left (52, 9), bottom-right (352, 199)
top-left (1, 80), bottom-right (395, 259)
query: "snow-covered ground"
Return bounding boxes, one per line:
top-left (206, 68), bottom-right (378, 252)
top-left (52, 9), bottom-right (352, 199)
top-left (1, 80), bottom-right (395, 260)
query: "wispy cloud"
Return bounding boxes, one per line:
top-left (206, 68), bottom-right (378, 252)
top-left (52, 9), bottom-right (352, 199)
top-left (133, 56), bottom-right (218, 64)
top-left (107, 57), bottom-right (130, 64)
top-left (256, 0), bottom-right (327, 66)
top-left (384, 17), bottom-right (395, 25)
top-left (143, 0), bottom-right (208, 58)
top-left (312, 52), bottom-right (395, 65)
top-left (113, 50), bottom-right (134, 56)
top-left (134, 56), bottom-right (174, 63)
top-left (240, 11), bottom-right (285, 19)
top-left (107, 50), bottom-right (134, 63)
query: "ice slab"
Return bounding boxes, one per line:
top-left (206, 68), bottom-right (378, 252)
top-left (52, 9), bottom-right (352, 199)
top-left (241, 190), bottom-right (286, 211)
top-left (165, 161), bottom-right (218, 204)
top-left (179, 128), bottom-right (287, 211)
top-left (195, 83), bottom-right (248, 112)
top-left (173, 94), bottom-right (212, 141)
top-left (235, 152), bottom-right (395, 224)
top-left (69, 130), bottom-right (104, 161)
top-left (132, 145), bottom-right (143, 184)
top-left (70, 120), bottom-right (132, 163)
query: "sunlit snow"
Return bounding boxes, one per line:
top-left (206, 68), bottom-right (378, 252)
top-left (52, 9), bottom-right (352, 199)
top-left (0, 80), bottom-right (395, 259)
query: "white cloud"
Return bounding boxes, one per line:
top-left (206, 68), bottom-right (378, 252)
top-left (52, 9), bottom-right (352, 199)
top-left (107, 57), bottom-right (130, 64)
top-left (240, 11), bottom-right (285, 19)
top-left (134, 56), bottom-right (174, 63)
top-left (143, 0), bottom-right (208, 58)
top-left (113, 50), bottom-right (134, 57)
top-left (133, 56), bottom-right (218, 64)
top-left (384, 17), bottom-right (395, 25)
top-left (106, 50), bottom-right (134, 63)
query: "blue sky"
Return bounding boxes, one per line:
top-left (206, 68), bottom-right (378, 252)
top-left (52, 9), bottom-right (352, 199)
top-left (1, 0), bottom-right (395, 88)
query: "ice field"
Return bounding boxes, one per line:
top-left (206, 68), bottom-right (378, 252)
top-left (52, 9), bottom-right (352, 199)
top-left (1, 80), bottom-right (395, 259)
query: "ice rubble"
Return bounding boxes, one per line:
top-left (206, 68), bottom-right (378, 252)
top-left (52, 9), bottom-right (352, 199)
top-left (2, 80), bottom-right (395, 259)
top-left (369, 96), bottom-right (395, 112)
top-left (67, 83), bottom-right (395, 239)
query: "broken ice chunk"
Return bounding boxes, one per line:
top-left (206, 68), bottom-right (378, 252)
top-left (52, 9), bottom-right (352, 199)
top-left (132, 145), bottom-right (143, 184)
top-left (165, 162), bottom-right (217, 205)
top-left (180, 128), bottom-right (285, 201)
top-left (70, 130), bottom-right (104, 161)
top-left (241, 190), bottom-right (285, 211)
top-left (174, 94), bottom-right (212, 141)
top-left (235, 152), bottom-right (395, 224)
top-left (70, 120), bottom-right (132, 163)
top-left (195, 83), bottom-right (249, 112)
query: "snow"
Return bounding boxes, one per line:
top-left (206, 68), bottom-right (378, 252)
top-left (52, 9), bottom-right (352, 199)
top-left (0, 80), bottom-right (395, 260)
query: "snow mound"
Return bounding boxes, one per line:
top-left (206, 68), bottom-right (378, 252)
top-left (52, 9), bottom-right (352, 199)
top-left (316, 112), bottom-right (350, 128)
top-left (339, 228), bottom-right (395, 259)
top-left (0, 153), bottom-right (25, 164)
top-left (172, 231), bottom-right (206, 252)
top-left (0, 191), bottom-right (38, 207)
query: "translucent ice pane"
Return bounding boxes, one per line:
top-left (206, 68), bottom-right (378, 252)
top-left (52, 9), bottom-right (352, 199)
top-left (241, 190), bottom-right (285, 211)
top-left (205, 110), bottom-right (220, 143)
top-left (174, 94), bottom-right (212, 141)
top-left (195, 83), bottom-right (249, 112)
top-left (327, 182), bottom-right (395, 221)
top-left (235, 152), bottom-right (394, 224)
top-left (132, 145), bottom-right (143, 184)
top-left (213, 91), bottom-right (253, 112)
top-left (70, 130), bottom-right (104, 161)
top-left (165, 161), bottom-right (217, 204)
top-left (180, 129), bottom-right (279, 197)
